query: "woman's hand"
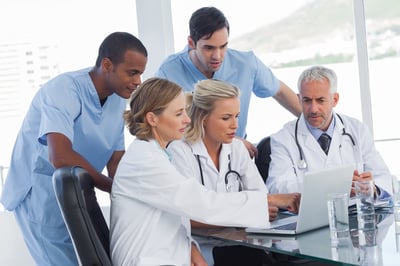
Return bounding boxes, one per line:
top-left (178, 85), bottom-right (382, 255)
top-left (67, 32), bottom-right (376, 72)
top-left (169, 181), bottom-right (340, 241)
top-left (236, 137), bottom-right (258, 158)
top-left (268, 206), bottom-right (279, 221)
top-left (191, 243), bottom-right (208, 266)
top-left (268, 193), bottom-right (301, 214)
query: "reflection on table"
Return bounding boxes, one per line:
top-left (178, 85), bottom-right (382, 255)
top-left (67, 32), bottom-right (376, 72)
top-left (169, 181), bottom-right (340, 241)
top-left (192, 211), bottom-right (399, 265)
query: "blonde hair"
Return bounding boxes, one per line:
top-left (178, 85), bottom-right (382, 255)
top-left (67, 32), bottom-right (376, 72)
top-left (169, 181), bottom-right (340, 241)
top-left (124, 77), bottom-right (183, 140)
top-left (185, 79), bottom-right (240, 142)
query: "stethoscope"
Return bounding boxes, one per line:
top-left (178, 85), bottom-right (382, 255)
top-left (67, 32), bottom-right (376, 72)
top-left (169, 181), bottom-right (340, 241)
top-left (196, 154), bottom-right (243, 192)
top-left (295, 113), bottom-right (356, 169)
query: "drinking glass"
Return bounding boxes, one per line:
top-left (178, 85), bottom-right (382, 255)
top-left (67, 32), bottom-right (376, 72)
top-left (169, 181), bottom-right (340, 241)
top-left (327, 192), bottom-right (350, 245)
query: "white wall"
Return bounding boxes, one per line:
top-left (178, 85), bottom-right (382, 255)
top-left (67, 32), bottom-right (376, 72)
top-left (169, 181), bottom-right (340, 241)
top-left (0, 211), bottom-right (35, 265)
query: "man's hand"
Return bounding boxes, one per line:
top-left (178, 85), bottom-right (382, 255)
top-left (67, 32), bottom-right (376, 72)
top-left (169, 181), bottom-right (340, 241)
top-left (236, 137), bottom-right (258, 159)
top-left (191, 243), bottom-right (208, 266)
top-left (351, 170), bottom-right (375, 197)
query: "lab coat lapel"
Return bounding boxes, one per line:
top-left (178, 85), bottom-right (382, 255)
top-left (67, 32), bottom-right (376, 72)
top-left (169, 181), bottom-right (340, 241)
top-left (297, 116), bottom-right (329, 168)
top-left (219, 143), bottom-right (232, 174)
top-left (328, 116), bottom-right (355, 164)
top-left (325, 124), bottom-right (342, 165)
top-left (298, 116), bottom-right (325, 154)
top-left (191, 140), bottom-right (209, 159)
top-left (191, 140), bottom-right (230, 192)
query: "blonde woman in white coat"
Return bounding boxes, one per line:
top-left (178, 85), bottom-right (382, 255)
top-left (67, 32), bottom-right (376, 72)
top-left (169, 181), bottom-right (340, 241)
top-left (167, 79), bottom-right (300, 265)
top-left (110, 78), bottom-right (272, 266)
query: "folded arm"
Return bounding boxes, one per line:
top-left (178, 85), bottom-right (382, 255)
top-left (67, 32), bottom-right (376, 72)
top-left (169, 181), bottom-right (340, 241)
top-left (47, 132), bottom-right (114, 192)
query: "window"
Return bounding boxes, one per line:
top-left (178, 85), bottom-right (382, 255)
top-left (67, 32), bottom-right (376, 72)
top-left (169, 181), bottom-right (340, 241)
top-left (0, 0), bottom-right (138, 169)
top-left (170, 0), bottom-right (400, 176)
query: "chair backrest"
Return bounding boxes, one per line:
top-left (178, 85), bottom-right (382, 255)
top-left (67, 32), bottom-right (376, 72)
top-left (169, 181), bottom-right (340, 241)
top-left (52, 166), bottom-right (111, 266)
top-left (254, 136), bottom-right (271, 183)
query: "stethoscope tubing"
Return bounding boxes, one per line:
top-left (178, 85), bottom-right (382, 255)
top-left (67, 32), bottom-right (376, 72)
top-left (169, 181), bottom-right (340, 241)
top-left (196, 153), bottom-right (243, 191)
top-left (294, 114), bottom-right (355, 169)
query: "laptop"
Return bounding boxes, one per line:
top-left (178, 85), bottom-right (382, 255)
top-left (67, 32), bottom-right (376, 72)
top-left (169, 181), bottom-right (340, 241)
top-left (246, 164), bottom-right (354, 235)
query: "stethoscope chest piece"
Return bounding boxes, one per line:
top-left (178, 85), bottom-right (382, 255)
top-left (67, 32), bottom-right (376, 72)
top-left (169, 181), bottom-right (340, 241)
top-left (297, 159), bottom-right (307, 169)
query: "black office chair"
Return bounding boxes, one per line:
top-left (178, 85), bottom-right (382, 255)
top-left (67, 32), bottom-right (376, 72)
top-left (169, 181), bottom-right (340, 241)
top-left (52, 166), bottom-right (112, 266)
top-left (254, 136), bottom-right (272, 183)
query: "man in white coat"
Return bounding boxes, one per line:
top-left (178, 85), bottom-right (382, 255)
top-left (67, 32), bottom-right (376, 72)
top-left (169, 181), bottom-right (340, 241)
top-left (266, 65), bottom-right (393, 199)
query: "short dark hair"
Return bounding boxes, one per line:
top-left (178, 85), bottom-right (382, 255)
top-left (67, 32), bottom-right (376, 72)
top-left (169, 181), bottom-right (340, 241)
top-left (189, 7), bottom-right (230, 44)
top-left (95, 32), bottom-right (148, 67)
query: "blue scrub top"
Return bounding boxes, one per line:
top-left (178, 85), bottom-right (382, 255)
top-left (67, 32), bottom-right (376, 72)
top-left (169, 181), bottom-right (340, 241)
top-left (1, 68), bottom-right (126, 211)
top-left (155, 46), bottom-right (280, 138)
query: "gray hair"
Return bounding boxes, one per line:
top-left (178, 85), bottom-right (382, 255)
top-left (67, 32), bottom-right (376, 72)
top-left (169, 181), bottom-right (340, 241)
top-left (185, 79), bottom-right (240, 142)
top-left (297, 65), bottom-right (337, 94)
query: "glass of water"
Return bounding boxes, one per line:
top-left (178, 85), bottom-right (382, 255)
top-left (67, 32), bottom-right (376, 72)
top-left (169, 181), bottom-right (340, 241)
top-left (354, 180), bottom-right (376, 232)
top-left (327, 192), bottom-right (350, 245)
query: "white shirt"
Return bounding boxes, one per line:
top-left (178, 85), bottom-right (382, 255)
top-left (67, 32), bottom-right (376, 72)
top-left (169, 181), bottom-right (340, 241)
top-left (110, 139), bottom-right (269, 266)
top-left (267, 113), bottom-right (393, 195)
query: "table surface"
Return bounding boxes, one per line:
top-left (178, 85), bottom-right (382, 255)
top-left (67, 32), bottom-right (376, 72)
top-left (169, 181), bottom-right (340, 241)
top-left (192, 211), bottom-right (400, 265)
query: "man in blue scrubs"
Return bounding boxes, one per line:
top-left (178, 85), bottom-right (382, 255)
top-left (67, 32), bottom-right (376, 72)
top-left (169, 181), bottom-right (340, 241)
top-left (156, 6), bottom-right (302, 156)
top-left (1, 32), bottom-right (147, 265)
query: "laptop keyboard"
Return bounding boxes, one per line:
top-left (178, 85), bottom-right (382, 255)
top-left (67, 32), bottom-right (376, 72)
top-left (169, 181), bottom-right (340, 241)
top-left (273, 222), bottom-right (297, 230)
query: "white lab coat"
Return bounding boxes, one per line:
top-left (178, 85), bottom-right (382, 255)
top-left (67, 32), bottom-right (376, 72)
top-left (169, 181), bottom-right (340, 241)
top-left (167, 138), bottom-right (269, 265)
top-left (267, 113), bottom-right (393, 195)
top-left (167, 138), bottom-right (267, 193)
top-left (110, 139), bottom-right (269, 266)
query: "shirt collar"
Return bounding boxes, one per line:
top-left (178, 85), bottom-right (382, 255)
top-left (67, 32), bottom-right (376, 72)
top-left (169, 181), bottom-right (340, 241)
top-left (191, 139), bottom-right (231, 160)
top-left (306, 112), bottom-right (336, 140)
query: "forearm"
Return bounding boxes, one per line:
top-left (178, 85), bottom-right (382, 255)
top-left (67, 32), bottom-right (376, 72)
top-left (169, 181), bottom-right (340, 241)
top-left (51, 149), bottom-right (113, 192)
top-left (107, 150), bottom-right (124, 178)
top-left (267, 194), bottom-right (283, 208)
top-left (273, 81), bottom-right (302, 117)
top-left (47, 132), bottom-right (113, 192)
top-left (191, 242), bottom-right (208, 266)
top-left (191, 220), bottom-right (222, 229)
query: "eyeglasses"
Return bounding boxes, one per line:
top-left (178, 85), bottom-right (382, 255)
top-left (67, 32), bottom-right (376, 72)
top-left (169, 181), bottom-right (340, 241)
top-left (196, 154), bottom-right (243, 192)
